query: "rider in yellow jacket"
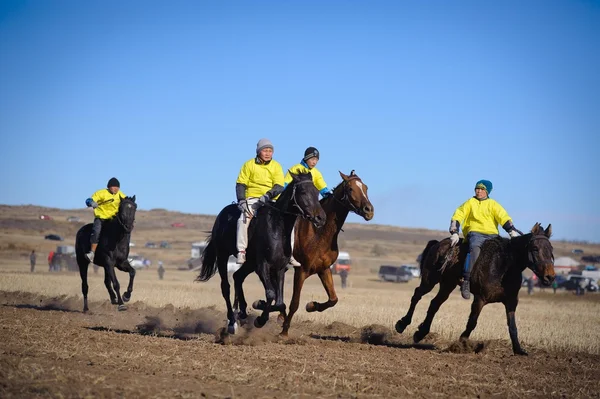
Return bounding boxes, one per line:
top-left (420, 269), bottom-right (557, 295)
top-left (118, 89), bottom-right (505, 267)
top-left (85, 177), bottom-right (126, 263)
top-left (235, 138), bottom-right (284, 264)
top-left (449, 179), bottom-right (520, 299)
top-left (284, 146), bottom-right (332, 266)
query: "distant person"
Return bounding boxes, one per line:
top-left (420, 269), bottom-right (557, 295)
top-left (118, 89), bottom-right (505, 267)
top-left (85, 177), bottom-right (126, 263)
top-left (235, 138), bottom-right (284, 264)
top-left (48, 251), bottom-right (54, 272)
top-left (157, 261), bottom-right (165, 280)
top-left (284, 146), bottom-right (332, 267)
top-left (577, 279), bottom-right (587, 296)
top-left (552, 279), bottom-right (558, 294)
top-left (339, 268), bottom-right (349, 289)
top-left (449, 179), bottom-right (521, 300)
top-left (30, 250), bottom-right (36, 272)
top-left (527, 277), bottom-right (534, 295)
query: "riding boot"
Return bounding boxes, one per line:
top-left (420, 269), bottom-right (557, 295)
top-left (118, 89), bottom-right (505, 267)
top-left (86, 243), bottom-right (97, 263)
top-left (236, 251), bottom-right (246, 264)
top-left (461, 274), bottom-right (471, 300)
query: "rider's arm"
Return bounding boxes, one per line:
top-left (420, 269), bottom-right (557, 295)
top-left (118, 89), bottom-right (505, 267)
top-left (493, 201), bottom-right (514, 232)
top-left (235, 183), bottom-right (247, 202)
top-left (450, 199), bottom-right (471, 233)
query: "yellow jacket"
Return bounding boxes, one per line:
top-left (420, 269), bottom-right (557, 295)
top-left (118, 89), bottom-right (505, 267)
top-left (284, 162), bottom-right (328, 193)
top-left (91, 189), bottom-right (126, 220)
top-left (236, 158), bottom-right (284, 199)
top-left (451, 197), bottom-right (512, 236)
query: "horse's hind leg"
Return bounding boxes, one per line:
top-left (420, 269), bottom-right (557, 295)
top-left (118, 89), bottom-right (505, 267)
top-left (281, 267), bottom-right (307, 336)
top-left (306, 268), bottom-right (338, 313)
top-left (459, 296), bottom-right (486, 343)
top-left (414, 280), bottom-right (456, 343)
top-left (120, 261), bottom-right (136, 302)
top-left (503, 297), bottom-right (527, 355)
top-left (103, 268), bottom-right (117, 304)
top-left (396, 277), bottom-right (437, 334)
top-left (253, 261), bottom-right (275, 328)
top-left (217, 256), bottom-right (237, 334)
top-left (273, 267), bottom-right (287, 325)
top-left (78, 259), bottom-right (90, 312)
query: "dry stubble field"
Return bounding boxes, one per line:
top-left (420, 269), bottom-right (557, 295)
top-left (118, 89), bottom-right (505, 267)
top-left (1, 205), bottom-right (600, 398)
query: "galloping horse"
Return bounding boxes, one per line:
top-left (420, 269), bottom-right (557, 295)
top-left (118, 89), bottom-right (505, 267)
top-left (75, 196), bottom-right (137, 312)
top-left (395, 223), bottom-right (555, 355)
top-left (280, 170), bottom-right (374, 336)
top-left (197, 172), bottom-right (325, 333)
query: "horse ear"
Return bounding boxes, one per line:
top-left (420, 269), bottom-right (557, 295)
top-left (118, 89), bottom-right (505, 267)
top-left (289, 170), bottom-right (298, 181)
top-left (350, 170), bottom-right (356, 176)
top-left (339, 171), bottom-right (349, 181)
top-left (531, 222), bottom-right (540, 234)
top-left (545, 224), bottom-right (552, 238)
top-left (132, 195), bottom-right (136, 202)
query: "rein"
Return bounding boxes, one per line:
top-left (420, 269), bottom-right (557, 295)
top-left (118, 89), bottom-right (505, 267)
top-left (261, 179), bottom-right (317, 220)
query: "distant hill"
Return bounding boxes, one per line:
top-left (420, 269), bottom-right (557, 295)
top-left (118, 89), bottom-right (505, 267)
top-left (1, 205), bottom-right (598, 274)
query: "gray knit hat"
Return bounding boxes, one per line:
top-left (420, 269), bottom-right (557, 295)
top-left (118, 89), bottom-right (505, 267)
top-left (256, 138), bottom-right (274, 154)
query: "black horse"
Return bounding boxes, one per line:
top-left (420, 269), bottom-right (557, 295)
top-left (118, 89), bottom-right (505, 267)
top-left (75, 196), bottom-right (137, 312)
top-left (395, 223), bottom-right (555, 355)
top-left (197, 172), bottom-right (326, 333)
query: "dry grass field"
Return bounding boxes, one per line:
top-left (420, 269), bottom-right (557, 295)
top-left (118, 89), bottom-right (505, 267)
top-left (1, 205), bottom-right (600, 398)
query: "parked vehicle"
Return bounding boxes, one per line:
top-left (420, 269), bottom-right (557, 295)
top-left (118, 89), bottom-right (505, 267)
top-left (171, 222), bottom-right (185, 228)
top-left (378, 265), bottom-right (413, 283)
top-left (559, 275), bottom-right (599, 292)
top-left (160, 241), bottom-right (171, 249)
top-left (572, 249), bottom-right (584, 255)
top-left (401, 264), bottom-right (420, 278)
top-left (331, 251), bottom-right (351, 274)
top-left (128, 254), bottom-right (145, 269)
top-left (145, 242), bottom-right (157, 248)
top-left (66, 216), bottom-right (80, 222)
top-left (44, 234), bottom-right (63, 241)
top-left (39, 215), bottom-right (52, 220)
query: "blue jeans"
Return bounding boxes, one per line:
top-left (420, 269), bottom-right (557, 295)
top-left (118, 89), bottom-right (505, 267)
top-left (464, 232), bottom-right (498, 277)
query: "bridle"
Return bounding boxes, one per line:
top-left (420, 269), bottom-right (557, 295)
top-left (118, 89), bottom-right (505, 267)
top-left (261, 179), bottom-right (321, 224)
top-left (116, 201), bottom-right (136, 233)
top-left (525, 234), bottom-right (553, 270)
top-left (332, 176), bottom-right (365, 217)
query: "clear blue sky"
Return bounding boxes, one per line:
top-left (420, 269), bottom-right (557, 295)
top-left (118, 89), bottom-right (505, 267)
top-left (1, 1), bottom-right (598, 242)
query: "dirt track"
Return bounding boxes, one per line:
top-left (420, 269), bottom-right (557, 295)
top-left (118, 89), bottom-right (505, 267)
top-left (1, 291), bottom-right (598, 398)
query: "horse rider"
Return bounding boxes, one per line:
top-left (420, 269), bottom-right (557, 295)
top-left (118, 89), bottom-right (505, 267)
top-left (235, 138), bottom-right (284, 264)
top-left (284, 146), bottom-right (332, 266)
top-left (85, 177), bottom-right (126, 263)
top-left (449, 179), bottom-right (520, 299)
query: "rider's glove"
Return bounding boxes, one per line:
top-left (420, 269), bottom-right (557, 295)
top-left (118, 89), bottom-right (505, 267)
top-left (509, 230), bottom-right (520, 238)
top-left (450, 233), bottom-right (460, 247)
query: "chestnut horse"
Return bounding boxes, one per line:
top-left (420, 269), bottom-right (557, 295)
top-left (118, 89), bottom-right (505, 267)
top-left (281, 170), bottom-right (374, 335)
top-left (395, 223), bottom-right (555, 355)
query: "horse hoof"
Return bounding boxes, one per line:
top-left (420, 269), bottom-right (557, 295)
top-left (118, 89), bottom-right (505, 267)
top-left (111, 300), bottom-right (118, 305)
top-left (395, 320), bottom-right (407, 334)
top-left (123, 292), bottom-right (131, 302)
top-left (118, 304), bottom-right (127, 311)
top-left (305, 301), bottom-right (317, 312)
top-left (252, 300), bottom-right (265, 310)
top-left (83, 307), bottom-right (89, 313)
top-left (514, 348), bottom-right (528, 356)
top-left (413, 330), bottom-right (427, 343)
top-left (227, 322), bottom-right (238, 335)
top-left (254, 317), bottom-right (267, 328)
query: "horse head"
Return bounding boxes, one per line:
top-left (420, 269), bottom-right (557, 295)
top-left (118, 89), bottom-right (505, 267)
top-left (525, 222), bottom-right (555, 286)
top-left (117, 195), bottom-right (137, 233)
top-left (337, 170), bottom-right (374, 221)
top-left (288, 172), bottom-right (326, 228)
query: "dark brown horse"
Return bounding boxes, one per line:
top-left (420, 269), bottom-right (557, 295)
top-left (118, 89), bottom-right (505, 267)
top-left (197, 172), bottom-right (325, 333)
top-left (280, 170), bottom-right (374, 336)
top-left (395, 223), bottom-right (555, 355)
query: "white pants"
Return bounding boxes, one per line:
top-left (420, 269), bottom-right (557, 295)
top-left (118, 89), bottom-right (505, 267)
top-left (236, 197), bottom-right (260, 253)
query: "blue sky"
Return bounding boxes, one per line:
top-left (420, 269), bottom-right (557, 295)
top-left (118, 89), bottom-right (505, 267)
top-left (1, 1), bottom-right (598, 242)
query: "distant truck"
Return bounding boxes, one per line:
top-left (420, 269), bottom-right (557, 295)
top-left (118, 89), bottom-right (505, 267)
top-left (378, 265), bottom-right (413, 283)
top-left (330, 251), bottom-right (351, 274)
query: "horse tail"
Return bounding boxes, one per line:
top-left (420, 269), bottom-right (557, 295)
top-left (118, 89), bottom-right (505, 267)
top-left (419, 240), bottom-right (439, 271)
top-left (196, 235), bottom-right (217, 282)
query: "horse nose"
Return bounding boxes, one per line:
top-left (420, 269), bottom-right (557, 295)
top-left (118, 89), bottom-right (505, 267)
top-left (314, 214), bottom-right (325, 227)
top-left (362, 205), bottom-right (374, 221)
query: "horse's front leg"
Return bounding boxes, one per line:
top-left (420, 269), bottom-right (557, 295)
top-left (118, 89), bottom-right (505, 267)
top-left (306, 267), bottom-right (338, 313)
top-left (504, 297), bottom-right (527, 355)
top-left (458, 296), bottom-right (486, 343)
top-left (281, 267), bottom-right (307, 336)
top-left (106, 263), bottom-right (126, 311)
top-left (396, 277), bottom-right (438, 334)
top-left (103, 267), bottom-right (117, 305)
top-left (414, 280), bottom-right (456, 343)
top-left (233, 260), bottom-right (255, 320)
top-left (253, 261), bottom-right (275, 328)
top-left (273, 266), bottom-right (288, 325)
top-left (119, 260), bottom-right (136, 302)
